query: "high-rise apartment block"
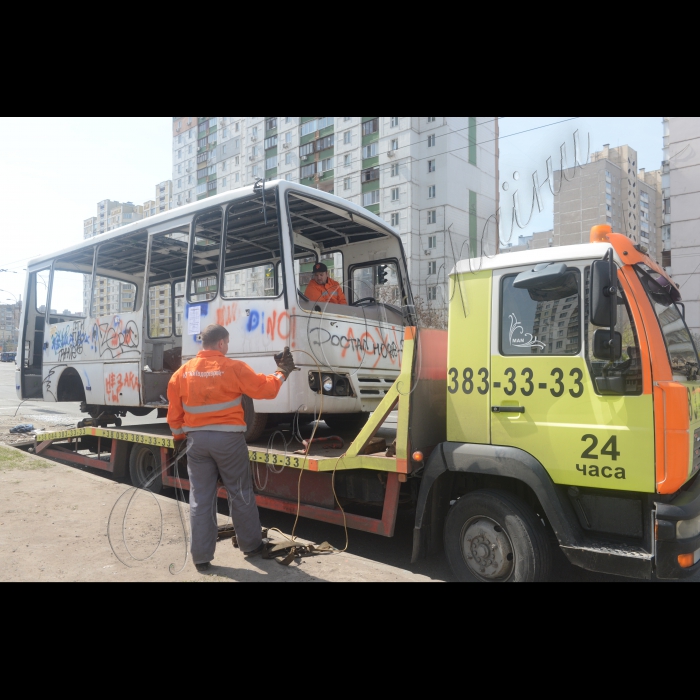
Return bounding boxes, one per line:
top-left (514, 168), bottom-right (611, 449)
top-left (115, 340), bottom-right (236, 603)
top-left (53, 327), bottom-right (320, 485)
top-left (172, 117), bottom-right (499, 308)
top-left (82, 182), bottom-right (174, 317)
top-left (0, 301), bottom-right (21, 352)
top-left (551, 145), bottom-right (662, 261)
top-left (663, 117), bottom-right (700, 333)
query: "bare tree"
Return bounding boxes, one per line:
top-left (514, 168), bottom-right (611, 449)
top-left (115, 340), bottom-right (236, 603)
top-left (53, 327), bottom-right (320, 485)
top-left (413, 296), bottom-right (448, 330)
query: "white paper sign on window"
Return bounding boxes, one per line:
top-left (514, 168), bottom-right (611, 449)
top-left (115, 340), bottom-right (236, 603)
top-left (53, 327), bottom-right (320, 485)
top-left (188, 306), bottom-right (201, 336)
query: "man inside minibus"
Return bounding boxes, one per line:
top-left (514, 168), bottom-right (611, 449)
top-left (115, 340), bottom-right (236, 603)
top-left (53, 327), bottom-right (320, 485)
top-left (304, 262), bottom-right (348, 306)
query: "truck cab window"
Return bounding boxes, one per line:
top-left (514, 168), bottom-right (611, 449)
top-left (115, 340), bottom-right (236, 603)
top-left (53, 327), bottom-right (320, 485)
top-left (500, 271), bottom-right (581, 356)
top-left (585, 269), bottom-right (643, 395)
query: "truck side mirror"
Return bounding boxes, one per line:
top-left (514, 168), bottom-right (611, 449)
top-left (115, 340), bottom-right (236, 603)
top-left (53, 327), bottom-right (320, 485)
top-left (590, 259), bottom-right (618, 328)
top-left (593, 330), bottom-right (622, 361)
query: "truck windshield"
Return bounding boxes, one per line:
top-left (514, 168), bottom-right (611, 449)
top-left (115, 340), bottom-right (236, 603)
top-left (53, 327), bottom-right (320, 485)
top-left (636, 266), bottom-right (700, 381)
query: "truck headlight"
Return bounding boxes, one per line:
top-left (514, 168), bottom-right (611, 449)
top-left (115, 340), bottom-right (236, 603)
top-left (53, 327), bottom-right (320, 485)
top-left (677, 514), bottom-right (700, 540)
top-left (323, 376), bottom-right (334, 394)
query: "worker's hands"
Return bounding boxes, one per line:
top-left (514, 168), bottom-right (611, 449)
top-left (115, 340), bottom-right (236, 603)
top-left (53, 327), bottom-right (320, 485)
top-left (274, 347), bottom-right (298, 378)
top-left (174, 439), bottom-right (188, 459)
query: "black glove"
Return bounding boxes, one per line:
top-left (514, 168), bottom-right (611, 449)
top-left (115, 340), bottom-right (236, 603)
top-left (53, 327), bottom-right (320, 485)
top-left (174, 440), bottom-right (188, 458)
top-left (274, 347), bottom-right (297, 378)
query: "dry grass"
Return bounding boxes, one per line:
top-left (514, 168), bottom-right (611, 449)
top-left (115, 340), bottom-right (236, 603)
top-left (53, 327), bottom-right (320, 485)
top-left (0, 445), bottom-right (50, 472)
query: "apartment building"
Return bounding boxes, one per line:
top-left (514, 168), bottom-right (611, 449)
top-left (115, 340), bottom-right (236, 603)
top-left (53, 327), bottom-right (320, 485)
top-left (171, 116), bottom-right (499, 313)
top-left (663, 117), bottom-right (700, 334)
top-left (0, 301), bottom-right (21, 352)
top-left (552, 145), bottom-right (662, 262)
top-left (81, 182), bottom-right (174, 317)
top-left (143, 181), bottom-right (175, 219)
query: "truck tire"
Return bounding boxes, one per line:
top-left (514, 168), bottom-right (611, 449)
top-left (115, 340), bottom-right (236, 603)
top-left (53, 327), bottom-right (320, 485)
top-left (444, 489), bottom-right (552, 583)
top-left (129, 444), bottom-right (163, 495)
top-left (243, 396), bottom-right (268, 442)
top-left (323, 413), bottom-right (370, 432)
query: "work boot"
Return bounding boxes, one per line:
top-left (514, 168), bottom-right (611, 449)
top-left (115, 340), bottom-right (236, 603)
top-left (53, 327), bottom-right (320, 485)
top-left (244, 539), bottom-right (270, 558)
top-left (195, 562), bottom-right (212, 573)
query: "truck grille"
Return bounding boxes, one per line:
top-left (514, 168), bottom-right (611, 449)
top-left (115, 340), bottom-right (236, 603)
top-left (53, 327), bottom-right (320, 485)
top-left (357, 376), bottom-right (396, 397)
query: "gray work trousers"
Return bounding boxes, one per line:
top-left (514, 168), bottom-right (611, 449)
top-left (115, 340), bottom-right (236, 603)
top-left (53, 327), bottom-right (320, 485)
top-left (186, 431), bottom-right (262, 564)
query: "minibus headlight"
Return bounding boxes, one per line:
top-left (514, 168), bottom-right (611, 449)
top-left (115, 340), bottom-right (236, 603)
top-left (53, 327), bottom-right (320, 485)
top-left (308, 372), bottom-right (320, 391)
top-left (677, 515), bottom-right (700, 540)
top-left (335, 378), bottom-right (349, 396)
top-left (323, 376), bottom-right (334, 394)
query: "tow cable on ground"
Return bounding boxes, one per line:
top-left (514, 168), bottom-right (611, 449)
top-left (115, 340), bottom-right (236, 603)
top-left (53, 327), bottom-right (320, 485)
top-left (217, 525), bottom-right (338, 567)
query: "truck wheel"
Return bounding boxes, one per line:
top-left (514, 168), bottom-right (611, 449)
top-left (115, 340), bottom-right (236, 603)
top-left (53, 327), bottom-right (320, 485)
top-left (129, 445), bottom-right (163, 494)
top-left (243, 396), bottom-right (268, 442)
top-left (323, 413), bottom-right (370, 432)
top-left (444, 489), bottom-right (552, 583)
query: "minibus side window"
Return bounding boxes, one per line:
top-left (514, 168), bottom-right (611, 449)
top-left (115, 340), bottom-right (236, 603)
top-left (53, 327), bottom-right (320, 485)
top-left (223, 193), bottom-right (283, 300)
top-left (35, 269), bottom-right (50, 314)
top-left (148, 227), bottom-right (189, 335)
top-left (188, 209), bottom-right (223, 303)
top-left (92, 231), bottom-right (148, 317)
top-left (51, 249), bottom-right (95, 320)
top-left (148, 283), bottom-right (174, 338)
top-left (175, 283), bottom-right (185, 336)
top-left (351, 260), bottom-right (398, 305)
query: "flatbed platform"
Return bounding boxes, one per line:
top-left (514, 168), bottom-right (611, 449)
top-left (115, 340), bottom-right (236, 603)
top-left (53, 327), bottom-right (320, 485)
top-left (33, 416), bottom-right (400, 473)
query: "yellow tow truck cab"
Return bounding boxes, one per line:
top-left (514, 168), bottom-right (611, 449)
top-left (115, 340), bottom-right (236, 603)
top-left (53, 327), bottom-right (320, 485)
top-left (413, 225), bottom-right (700, 581)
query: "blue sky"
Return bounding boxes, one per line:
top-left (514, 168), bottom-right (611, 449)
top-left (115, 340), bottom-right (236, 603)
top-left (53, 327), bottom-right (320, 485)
top-left (497, 116), bottom-right (663, 245)
top-left (0, 116), bottom-right (663, 302)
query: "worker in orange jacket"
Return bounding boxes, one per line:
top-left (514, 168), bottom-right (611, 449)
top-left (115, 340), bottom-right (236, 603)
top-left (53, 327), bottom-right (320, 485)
top-left (304, 262), bottom-right (348, 306)
top-left (167, 324), bottom-right (297, 572)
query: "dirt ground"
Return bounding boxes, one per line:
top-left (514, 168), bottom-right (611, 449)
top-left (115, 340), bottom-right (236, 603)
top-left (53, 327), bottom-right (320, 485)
top-left (0, 445), bottom-right (436, 583)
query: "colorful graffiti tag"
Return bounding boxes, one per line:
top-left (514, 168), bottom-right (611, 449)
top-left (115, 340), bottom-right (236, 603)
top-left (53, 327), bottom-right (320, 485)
top-left (308, 325), bottom-right (403, 368)
top-left (105, 371), bottom-right (140, 404)
top-left (93, 317), bottom-right (139, 359)
top-left (48, 316), bottom-right (140, 362)
top-left (50, 322), bottom-right (92, 363)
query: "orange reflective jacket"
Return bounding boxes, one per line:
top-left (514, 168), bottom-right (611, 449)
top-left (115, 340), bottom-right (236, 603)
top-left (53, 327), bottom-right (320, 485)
top-left (167, 351), bottom-right (284, 441)
top-left (305, 278), bottom-right (348, 305)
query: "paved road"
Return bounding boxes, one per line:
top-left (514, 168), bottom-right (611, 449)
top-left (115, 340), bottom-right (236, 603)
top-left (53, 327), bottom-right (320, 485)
top-left (2, 362), bottom-right (697, 583)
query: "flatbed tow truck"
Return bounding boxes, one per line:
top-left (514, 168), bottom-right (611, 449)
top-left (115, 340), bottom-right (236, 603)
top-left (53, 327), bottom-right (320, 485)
top-left (28, 327), bottom-right (430, 540)
top-left (19, 225), bottom-right (700, 582)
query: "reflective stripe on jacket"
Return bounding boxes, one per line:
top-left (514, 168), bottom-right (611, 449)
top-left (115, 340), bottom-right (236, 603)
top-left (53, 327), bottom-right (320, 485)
top-left (167, 351), bottom-right (283, 440)
top-left (305, 278), bottom-right (348, 306)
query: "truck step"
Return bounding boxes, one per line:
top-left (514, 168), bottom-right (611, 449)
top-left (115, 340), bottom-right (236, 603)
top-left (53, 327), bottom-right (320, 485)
top-left (562, 541), bottom-right (653, 580)
top-left (569, 541), bottom-right (652, 560)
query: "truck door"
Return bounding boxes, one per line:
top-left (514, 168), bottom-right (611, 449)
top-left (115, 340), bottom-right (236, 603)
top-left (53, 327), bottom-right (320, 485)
top-left (490, 264), bottom-right (656, 494)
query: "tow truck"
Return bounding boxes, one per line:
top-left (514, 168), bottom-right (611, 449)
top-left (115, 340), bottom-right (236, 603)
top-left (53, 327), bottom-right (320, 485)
top-left (24, 225), bottom-right (700, 582)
